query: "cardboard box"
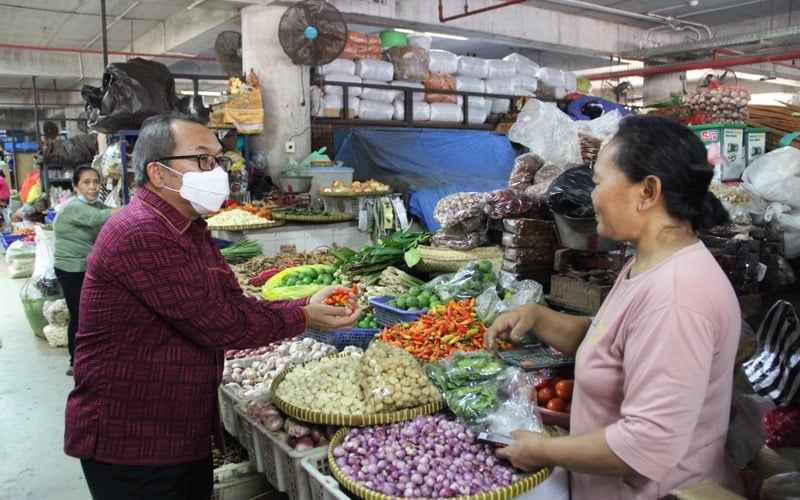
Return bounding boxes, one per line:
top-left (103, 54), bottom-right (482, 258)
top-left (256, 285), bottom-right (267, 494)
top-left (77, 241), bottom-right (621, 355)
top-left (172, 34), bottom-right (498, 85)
top-left (745, 127), bottom-right (768, 166)
top-left (689, 123), bottom-right (747, 180)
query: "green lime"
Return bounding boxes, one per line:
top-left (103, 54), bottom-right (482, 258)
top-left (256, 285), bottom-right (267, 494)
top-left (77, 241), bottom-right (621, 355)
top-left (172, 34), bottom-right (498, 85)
top-left (478, 260), bottom-right (493, 272)
top-left (320, 274), bottom-right (333, 285)
top-left (417, 295), bottom-right (430, 308)
top-left (405, 296), bottom-right (420, 309)
top-left (285, 276), bottom-right (297, 286)
top-left (407, 286), bottom-right (422, 297)
top-left (301, 276), bottom-right (313, 285)
top-left (305, 267), bottom-right (319, 278)
top-left (394, 296), bottom-right (407, 309)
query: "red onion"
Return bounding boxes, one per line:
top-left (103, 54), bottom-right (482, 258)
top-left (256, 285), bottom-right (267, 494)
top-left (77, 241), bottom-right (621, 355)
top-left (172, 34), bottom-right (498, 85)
top-left (333, 413), bottom-right (519, 497)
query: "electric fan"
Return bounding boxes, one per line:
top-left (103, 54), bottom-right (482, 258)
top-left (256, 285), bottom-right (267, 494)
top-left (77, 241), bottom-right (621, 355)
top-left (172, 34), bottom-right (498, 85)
top-left (214, 31), bottom-right (243, 78)
top-left (278, 0), bottom-right (347, 66)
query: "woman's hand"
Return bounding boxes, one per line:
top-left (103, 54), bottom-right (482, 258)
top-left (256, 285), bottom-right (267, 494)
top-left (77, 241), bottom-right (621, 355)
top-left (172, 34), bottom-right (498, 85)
top-left (483, 304), bottom-right (540, 354)
top-left (495, 430), bottom-right (550, 472)
top-left (305, 285), bottom-right (361, 331)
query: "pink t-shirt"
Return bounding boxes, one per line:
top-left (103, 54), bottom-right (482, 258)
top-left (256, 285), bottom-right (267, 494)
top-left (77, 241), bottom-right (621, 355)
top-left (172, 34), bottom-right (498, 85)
top-left (570, 242), bottom-right (743, 499)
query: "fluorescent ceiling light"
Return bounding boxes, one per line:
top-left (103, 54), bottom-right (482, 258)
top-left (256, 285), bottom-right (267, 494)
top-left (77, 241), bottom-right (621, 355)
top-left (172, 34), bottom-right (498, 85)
top-left (394, 29), bottom-right (468, 41)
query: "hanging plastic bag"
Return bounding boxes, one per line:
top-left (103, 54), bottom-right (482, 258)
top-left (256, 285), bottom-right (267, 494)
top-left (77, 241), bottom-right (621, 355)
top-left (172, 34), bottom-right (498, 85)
top-left (546, 164), bottom-right (595, 218)
top-left (19, 171), bottom-right (40, 205)
top-left (31, 225), bottom-right (61, 297)
top-left (6, 239), bottom-right (36, 279)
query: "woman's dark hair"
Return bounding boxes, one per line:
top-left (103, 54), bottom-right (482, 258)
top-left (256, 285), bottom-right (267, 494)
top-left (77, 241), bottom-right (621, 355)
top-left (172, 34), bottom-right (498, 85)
top-left (131, 112), bottom-right (207, 188)
top-left (73, 165), bottom-right (100, 185)
top-left (609, 114), bottom-right (729, 232)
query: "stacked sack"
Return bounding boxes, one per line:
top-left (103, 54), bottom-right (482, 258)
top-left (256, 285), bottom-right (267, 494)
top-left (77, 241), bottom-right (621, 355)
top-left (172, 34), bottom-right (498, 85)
top-left (312, 58), bottom-right (361, 118)
top-left (425, 49), bottom-right (460, 122)
top-left (385, 33), bottom-right (431, 121)
top-left (500, 218), bottom-right (558, 289)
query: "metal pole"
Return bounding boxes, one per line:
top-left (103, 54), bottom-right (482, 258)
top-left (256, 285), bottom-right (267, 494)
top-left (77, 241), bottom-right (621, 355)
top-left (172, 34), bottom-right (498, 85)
top-left (32, 76), bottom-right (40, 144)
top-left (101, 0), bottom-right (109, 68)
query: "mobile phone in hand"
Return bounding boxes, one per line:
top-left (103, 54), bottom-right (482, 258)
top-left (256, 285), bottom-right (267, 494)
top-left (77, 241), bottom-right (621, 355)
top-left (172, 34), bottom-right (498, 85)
top-left (477, 431), bottom-right (514, 447)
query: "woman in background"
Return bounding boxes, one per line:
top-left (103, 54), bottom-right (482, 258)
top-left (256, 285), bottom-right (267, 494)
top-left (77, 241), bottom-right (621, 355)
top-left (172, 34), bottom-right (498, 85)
top-left (54, 166), bottom-right (120, 376)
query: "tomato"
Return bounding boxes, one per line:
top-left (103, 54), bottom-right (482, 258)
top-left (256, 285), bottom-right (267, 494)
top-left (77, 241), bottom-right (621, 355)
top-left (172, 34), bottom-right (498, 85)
top-left (547, 397), bottom-right (567, 413)
top-left (534, 377), bottom-right (552, 390)
top-left (550, 376), bottom-right (564, 387)
top-left (537, 387), bottom-right (555, 406)
top-left (555, 379), bottom-right (574, 400)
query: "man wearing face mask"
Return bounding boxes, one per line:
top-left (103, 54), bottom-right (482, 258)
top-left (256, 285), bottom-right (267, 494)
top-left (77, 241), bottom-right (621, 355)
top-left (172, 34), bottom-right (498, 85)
top-left (54, 165), bottom-right (122, 376)
top-left (64, 112), bottom-right (361, 500)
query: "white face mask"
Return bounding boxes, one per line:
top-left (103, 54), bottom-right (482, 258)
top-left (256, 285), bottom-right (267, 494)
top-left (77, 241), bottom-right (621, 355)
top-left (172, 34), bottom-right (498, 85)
top-left (158, 163), bottom-right (230, 215)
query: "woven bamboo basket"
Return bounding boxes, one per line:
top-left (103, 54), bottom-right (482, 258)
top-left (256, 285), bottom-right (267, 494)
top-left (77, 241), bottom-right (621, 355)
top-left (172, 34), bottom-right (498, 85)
top-left (328, 427), bottom-right (552, 500)
top-left (415, 245), bottom-right (504, 273)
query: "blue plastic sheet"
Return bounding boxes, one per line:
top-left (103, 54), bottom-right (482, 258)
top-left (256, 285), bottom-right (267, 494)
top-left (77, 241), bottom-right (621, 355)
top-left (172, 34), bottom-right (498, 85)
top-left (333, 128), bottom-right (517, 230)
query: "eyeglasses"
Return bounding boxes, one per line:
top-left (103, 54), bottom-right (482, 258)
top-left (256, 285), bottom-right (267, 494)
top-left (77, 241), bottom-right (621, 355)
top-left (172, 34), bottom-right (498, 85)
top-left (157, 154), bottom-right (233, 171)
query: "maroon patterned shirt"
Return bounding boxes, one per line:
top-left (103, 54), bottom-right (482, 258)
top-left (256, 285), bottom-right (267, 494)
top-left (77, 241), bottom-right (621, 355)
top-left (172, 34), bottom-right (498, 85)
top-left (64, 187), bottom-right (308, 465)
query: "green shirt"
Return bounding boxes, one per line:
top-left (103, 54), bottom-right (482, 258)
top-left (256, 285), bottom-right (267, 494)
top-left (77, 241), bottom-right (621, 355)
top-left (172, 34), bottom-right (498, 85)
top-left (53, 197), bottom-right (113, 272)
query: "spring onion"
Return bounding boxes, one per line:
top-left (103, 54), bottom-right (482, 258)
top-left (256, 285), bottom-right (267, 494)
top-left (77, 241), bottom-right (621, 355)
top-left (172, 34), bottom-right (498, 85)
top-left (220, 238), bottom-right (263, 264)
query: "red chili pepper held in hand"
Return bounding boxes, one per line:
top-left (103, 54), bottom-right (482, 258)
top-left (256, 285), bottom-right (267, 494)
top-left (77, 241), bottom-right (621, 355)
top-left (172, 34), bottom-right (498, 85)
top-left (324, 284), bottom-right (358, 307)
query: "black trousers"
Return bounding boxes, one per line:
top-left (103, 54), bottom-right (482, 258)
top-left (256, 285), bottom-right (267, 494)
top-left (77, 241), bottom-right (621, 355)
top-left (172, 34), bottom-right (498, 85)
top-left (80, 457), bottom-right (213, 500)
top-left (54, 267), bottom-right (84, 366)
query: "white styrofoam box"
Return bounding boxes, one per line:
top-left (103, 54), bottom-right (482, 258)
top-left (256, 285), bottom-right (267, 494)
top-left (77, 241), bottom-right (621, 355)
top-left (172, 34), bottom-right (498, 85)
top-left (429, 102), bottom-right (463, 122)
top-left (354, 59), bottom-right (394, 81)
top-left (308, 167), bottom-right (354, 197)
top-left (503, 52), bottom-right (540, 76)
top-left (360, 80), bottom-right (399, 102)
top-left (563, 71), bottom-right (578, 93)
top-left (358, 99), bottom-right (394, 120)
top-left (392, 99), bottom-right (431, 121)
top-left (316, 58), bottom-right (355, 76)
top-left (407, 34), bottom-right (432, 50)
top-left (427, 49), bottom-right (459, 74)
top-left (456, 55), bottom-right (489, 78)
top-left (490, 98), bottom-right (511, 114)
top-left (484, 78), bottom-right (515, 96)
top-left (487, 59), bottom-right (517, 79)
top-left (457, 95), bottom-right (487, 108)
top-left (321, 72), bottom-right (362, 96)
top-left (513, 74), bottom-right (538, 95)
top-left (391, 81), bottom-right (425, 101)
top-left (536, 67), bottom-right (566, 87)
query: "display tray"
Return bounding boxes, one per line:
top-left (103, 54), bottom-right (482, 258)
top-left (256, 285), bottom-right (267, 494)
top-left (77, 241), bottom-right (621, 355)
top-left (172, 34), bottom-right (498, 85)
top-left (270, 353), bottom-right (445, 427)
top-left (328, 427), bottom-right (552, 500)
top-left (318, 190), bottom-right (390, 197)
top-left (206, 219), bottom-right (286, 231)
top-left (271, 212), bottom-right (353, 223)
top-left (537, 407), bottom-right (571, 429)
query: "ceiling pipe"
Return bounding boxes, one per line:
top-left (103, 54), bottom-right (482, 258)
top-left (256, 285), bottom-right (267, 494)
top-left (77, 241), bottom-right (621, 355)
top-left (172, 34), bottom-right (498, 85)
top-left (438, 0), bottom-right (528, 23)
top-left (0, 43), bottom-right (217, 61)
top-left (585, 51), bottom-right (800, 80)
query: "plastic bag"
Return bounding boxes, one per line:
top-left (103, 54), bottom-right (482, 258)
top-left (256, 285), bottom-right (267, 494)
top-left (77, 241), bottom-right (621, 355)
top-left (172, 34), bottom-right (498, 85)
top-left (43, 324), bottom-right (68, 348)
top-left (485, 189), bottom-right (538, 219)
top-left (359, 340), bottom-right (441, 413)
top-left (760, 472), bottom-right (800, 500)
top-left (742, 146), bottom-right (800, 210)
top-left (507, 99), bottom-right (582, 168)
top-left (40, 134), bottom-right (98, 165)
top-left (433, 192), bottom-right (488, 230)
top-left (429, 227), bottom-right (487, 251)
top-left (32, 225), bottom-right (61, 297)
top-left (546, 164), bottom-right (596, 218)
top-left (475, 271), bottom-right (545, 326)
top-left (725, 368), bottom-right (770, 469)
top-left (765, 202), bottom-right (800, 259)
top-left (384, 45), bottom-right (430, 82)
top-left (508, 153), bottom-right (545, 191)
top-left (425, 260), bottom-right (499, 302)
top-left (18, 171), bottom-right (40, 205)
top-left (426, 352), bottom-right (542, 434)
top-left (261, 264), bottom-right (332, 300)
top-left (6, 239), bottom-right (36, 279)
top-left (43, 298), bottom-right (70, 327)
top-left (81, 57), bottom-right (179, 133)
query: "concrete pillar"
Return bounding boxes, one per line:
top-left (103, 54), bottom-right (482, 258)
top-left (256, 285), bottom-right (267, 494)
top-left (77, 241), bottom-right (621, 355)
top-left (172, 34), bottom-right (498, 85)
top-left (241, 5), bottom-right (311, 182)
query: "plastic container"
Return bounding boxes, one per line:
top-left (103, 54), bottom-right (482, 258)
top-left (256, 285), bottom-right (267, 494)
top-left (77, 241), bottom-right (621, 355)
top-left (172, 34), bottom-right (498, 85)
top-left (260, 429), bottom-right (327, 500)
top-left (300, 451), bottom-right (350, 500)
top-left (233, 404), bottom-right (266, 474)
top-left (301, 327), bottom-right (379, 351)
top-left (1, 232), bottom-right (27, 251)
top-left (211, 471), bottom-right (270, 500)
top-left (369, 296), bottom-right (426, 327)
top-left (552, 212), bottom-right (618, 253)
top-left (379, 30), bottom-right (407, 48)
top-left (279, 176), bottom-right (313, 194)
top-left (218, 384), bottom-right (262, 437)
top-left (308, 167), bottom-right (353, 197)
